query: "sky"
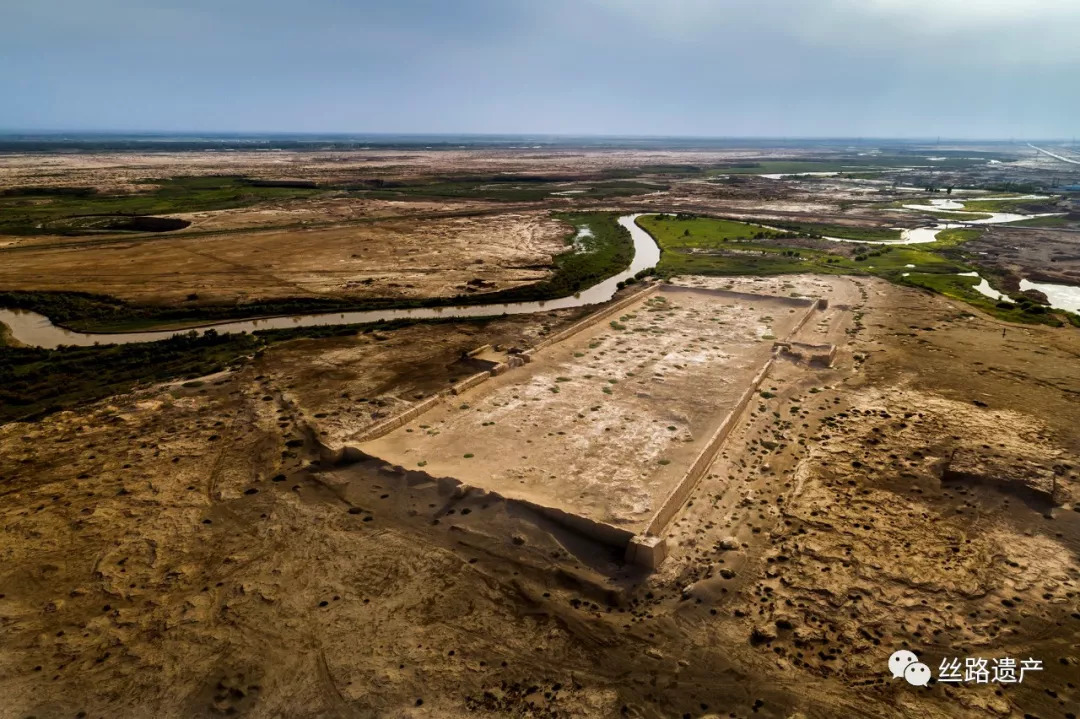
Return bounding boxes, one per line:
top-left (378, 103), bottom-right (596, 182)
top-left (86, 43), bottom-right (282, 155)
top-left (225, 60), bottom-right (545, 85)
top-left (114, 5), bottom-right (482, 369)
top-left (1, 0), bottom-right (1078, 138)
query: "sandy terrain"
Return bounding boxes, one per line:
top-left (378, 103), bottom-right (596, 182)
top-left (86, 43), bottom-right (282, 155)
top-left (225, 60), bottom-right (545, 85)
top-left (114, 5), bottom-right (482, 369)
top-left (163, 197), bottom-right (503, 234)
top-left (0, 211), bottom-right (567, 305)
top-left (0, 148), bottom-right (827, 193)
top-left (361, 287), bottom-right (812, 532)
top-left (2, 140), bottom-right (1079, 718)
top-left (2, 274), bottom-right (1076, 717)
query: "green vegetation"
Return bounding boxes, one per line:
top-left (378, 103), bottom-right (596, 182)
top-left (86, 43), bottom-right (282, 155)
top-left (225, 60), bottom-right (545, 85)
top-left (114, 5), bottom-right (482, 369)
top-left (637, 213), bottom-right (1070, 326)
top-left (769, 221), bottom-right (903, 243)
top-left (0, 172), bottom-right (665, 238)
top-left (0, 290), bottom-right (364, 333)
top-left (0, 176), bottom-right (325, 236)
top-left (1000, 215), bottom-right (1073, 229)
top-left (958, 197), bottom-right (1057, 214)
top-left (645, 214), bottom-right (794, 244)
top-left (640, 214), bottom-right (971, 279)
top-left (0, 212), bottom-right (634, 332)
top-left (919, 210), bottom-right (994, 221)
top-left (896, 273), bottom-right (1062, 327)
top-left (924, 227), bottom-right (981, 249)
top-left (0, 314), bottom-right (515, 423)
top-left (0, 329), bottom-right (261, 422)
top-left (527, 211), bottom-right (634, 300)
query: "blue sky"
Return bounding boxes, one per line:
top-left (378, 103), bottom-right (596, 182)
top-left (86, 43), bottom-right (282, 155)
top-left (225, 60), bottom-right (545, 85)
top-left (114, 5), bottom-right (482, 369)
top-left (2, 0), bottom-right (1078, 138)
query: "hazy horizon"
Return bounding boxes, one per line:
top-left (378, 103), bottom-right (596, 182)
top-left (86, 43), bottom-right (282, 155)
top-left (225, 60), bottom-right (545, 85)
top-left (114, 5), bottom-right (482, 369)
top-left (0, 131), bottom-right (1072, 142)
top-left (3, 1), bottom-right (1079, 138)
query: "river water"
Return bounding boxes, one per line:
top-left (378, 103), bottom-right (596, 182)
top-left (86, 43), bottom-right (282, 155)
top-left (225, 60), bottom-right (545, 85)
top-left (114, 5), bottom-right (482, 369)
top-left (810, 195), bottom-right (1078, 313)
top-left (0, 214), bottom-right (662, 349)
top-left (3, 202), bottom-right (1076, 347)
top-left (815, 196), bottom-right (1061, 246)
top-left (1019, 279), bottom-right (1080, 314)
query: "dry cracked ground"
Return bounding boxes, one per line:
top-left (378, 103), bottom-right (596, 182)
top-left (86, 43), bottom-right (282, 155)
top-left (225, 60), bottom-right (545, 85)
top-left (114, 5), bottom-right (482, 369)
top-left (1, 276), bottom-right (1078, 719)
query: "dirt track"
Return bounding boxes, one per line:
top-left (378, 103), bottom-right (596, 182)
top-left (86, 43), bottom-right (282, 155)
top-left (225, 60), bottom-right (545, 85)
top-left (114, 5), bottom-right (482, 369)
top-left (1, 275), bottom-right (1077, 718)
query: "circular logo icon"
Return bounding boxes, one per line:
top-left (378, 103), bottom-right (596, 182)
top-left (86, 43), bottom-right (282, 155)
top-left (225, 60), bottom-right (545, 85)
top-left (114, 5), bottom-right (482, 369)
top-left (889, 649), bottom-right (919, 679)
top-left (904, 662), bottom-right (932, 687)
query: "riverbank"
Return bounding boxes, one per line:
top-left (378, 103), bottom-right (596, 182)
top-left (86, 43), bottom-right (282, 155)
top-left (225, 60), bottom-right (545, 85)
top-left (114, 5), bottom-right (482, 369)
top-left (0, 211), bottom-right (637, 341)
top-left (640, 213), bottom-right (1080, 327)
top-left (0, 211), bottom-right (656, 419)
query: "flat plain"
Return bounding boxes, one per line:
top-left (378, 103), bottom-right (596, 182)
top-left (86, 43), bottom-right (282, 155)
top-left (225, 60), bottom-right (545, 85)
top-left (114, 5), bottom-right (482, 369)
top-left (1, 138), bottom-right (1078, 718)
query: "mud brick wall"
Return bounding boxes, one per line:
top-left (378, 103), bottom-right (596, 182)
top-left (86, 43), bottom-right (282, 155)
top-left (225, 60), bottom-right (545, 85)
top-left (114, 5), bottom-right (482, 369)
top-left (786, 298), bottom-right (825, 337)
top-left (661, 284), bottom-right (816, 309)
top-left (351, 394), bottom-right (445, 443)
top-left (450, 370), bottom-right (493, 395)
top-left (640, 298), bottom-right (822, 539)
top-left (643, 356), bottom-right (775, 537)
top-left (522, 500), bottom-right (636, 550)
top-left (532, 283), bottom-right (659, 351)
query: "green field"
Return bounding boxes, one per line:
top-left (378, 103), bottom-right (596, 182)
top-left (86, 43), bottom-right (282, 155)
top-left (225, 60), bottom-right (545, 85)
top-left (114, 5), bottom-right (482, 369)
top-left (1000, 215), bottom-right (1073, 229)
top-left (769, 221), bottom-right (903, 243)
top-left (638, 214), bottom-right (957, 278)
top-left (959, 197), bottom-right (1057, 213)
top-left (922, 227), bottom-right (982, 249)
top-left (0, 174), bottom-right (667, 238)
top-left (642, 214), bottom-right (789, 245)
top-left (0, 176), bottom-right (325, 236)
top-left (636, 214), bottom-right (1068, 326)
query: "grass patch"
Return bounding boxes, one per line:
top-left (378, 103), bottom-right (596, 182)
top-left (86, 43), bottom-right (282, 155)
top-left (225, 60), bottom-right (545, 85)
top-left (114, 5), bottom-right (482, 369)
top-left (637, 214), bottom-right (1068, 325)
top-left (898, 273), bottom-right (1063, 326)
top-left (923, 228), bottom-right (982, 249)
top-left (0, 314), bottom-right (509, 423)
top-left (959, 198), bottom-right (1058, 213)
top-left (917, 210), bottom-right (994, 221)
top-left (0, 329), bottom-right (261, 423)
top-left (769, 221), bottom-right (902, 243)
top-left (639, 214), bottom-right (959, 279)
top-left (999, 215), bottom-right (1073, 228)
top-left (0, 176), bottom-right (324, 236)
top-left (642, 214), bottom-right (789, 246)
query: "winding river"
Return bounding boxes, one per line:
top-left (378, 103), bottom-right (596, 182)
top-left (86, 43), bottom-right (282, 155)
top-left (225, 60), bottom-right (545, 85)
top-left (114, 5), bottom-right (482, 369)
top-left (810, 195), bottom-right (1078, 313)
top-left (817, 196), bottom-right (1062, 246)
top-left (0, 214), bottom-right (661, 349)
top-left (2, 200), bottom-right (1076, 349)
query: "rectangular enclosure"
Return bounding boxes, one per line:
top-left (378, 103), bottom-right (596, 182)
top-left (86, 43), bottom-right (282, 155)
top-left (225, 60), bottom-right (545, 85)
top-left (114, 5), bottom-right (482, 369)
top-left (358, 286), bottom-right (815, 536)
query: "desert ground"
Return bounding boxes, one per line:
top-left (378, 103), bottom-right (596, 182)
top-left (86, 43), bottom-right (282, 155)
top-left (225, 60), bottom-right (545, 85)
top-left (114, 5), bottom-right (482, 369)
top-left (0, 211), bottom-right (567, 305)
top-left (361, 286), bottom-right (817, 531)
top-left (1, 141), bottom-right (1078, 718)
